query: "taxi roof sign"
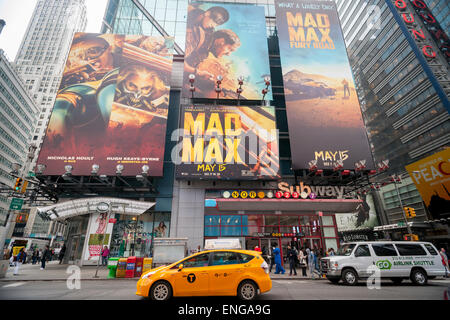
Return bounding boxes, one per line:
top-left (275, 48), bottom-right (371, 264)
top-left (204, 238), bottom-right (242, 250)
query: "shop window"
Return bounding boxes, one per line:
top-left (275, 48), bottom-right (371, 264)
top-left (321, 215), bottom-right (334, 226)
top-left (205, 215), bottom-right (220, 226)
top-left (264, 216), bottom-right (278, 225)
top-left (221, 226), bottom-right (241, 236)
top-left (279, 215), bottom-right (299, 226)
top-left (221, 215), bottom-right (241, 226)
top-left (323, 227), bottom-right (336, 237)
top-left (211, 252), bottom-right (239, 266)
top-left (205, 226), bottom-right (220, 237)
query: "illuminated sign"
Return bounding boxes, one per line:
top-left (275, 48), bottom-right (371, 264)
top-left (278, 181), bottom-right (350, 199)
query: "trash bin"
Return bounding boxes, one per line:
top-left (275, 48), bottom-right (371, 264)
top-left (134, 257), bottom-right (144, 278)
top-left (143, 258), bottom-right (153, 273)
top-left (125, 256), bottom-right (136, 278)
top-left (116, 258), bottom-right (127, 278)
top-left (107, 257), bottom-right (119, 278)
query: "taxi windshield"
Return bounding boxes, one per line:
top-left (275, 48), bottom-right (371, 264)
top-left (336, 244), bottom-right (356, 256)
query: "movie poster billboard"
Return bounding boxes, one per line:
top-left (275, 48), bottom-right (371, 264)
top-left (83, 211), bottom-right (114, 265)
top-left (36, 33), bottom-right (174, 176)
top-left (182, 2), bottom-right (272, 100)
top-left (174, 105), bottom-right (280, 179)
top-left (336, 193), bottom-right (379, 232)
top-left (275, 0), bottom-right (374, 170)
top-left (406, 148), bottom-right (450, 220)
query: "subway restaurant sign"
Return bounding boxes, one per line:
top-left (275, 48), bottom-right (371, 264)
top-left (222, 182), bottom-right (352, 200)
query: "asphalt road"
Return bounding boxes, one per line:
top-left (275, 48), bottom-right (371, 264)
top-left (0, 278), bottom-right (448, 300)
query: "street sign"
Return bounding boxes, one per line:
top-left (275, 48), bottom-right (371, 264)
top-left (109, 218), bottom-right (117, 224)
top-left (9, 198), bottom-right (24, 210)
top-left (27, 171), bottom-right (36, 177)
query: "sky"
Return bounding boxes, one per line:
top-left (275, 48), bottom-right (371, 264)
top-left (0, 0), bottom-right (109, 61)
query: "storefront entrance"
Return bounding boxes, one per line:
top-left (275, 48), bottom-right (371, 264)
top-left (67, 234), bottom-right (85, 265)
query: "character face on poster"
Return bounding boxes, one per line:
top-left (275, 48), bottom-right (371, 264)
top-left (275, 0), bottom-right (374, 170)
top-left (36, 33), bottom-right (174, 176)
top-left (183, 2), bottom-right (272, 99)
top-left (175, 105), bottom-right (280, 179)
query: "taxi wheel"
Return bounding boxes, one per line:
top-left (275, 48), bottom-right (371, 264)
top-left (237, 280), bottom-right (258, 301)
top-left (150, 281), bottom-right (172, 301)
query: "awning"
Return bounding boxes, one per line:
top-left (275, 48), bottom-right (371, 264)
top-left (36, 197), bottom-right (155, 221)
top-left (215, 198), bottom-right (363, 213)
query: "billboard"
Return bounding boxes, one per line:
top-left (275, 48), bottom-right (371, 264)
top-left (84, 211), bottom-right (114, 265)
top-left (36, 33), bottom-right (174, 176)
top-left (175, 105), bottom-right (280, 179)
top-left (406, 148), bottom-right (450, 220)
top-left (335, 193), bottom-right (379, 232)
top-left (182, 2), bottom-right (272, 100)
top-left (275, 0), bottom-right (374, 170)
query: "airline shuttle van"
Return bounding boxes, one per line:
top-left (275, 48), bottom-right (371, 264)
top-left (321, 241), bottom-right (447, 285)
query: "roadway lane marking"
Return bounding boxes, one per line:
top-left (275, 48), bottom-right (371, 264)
top-left (2, 282), bottom-right (26, 288)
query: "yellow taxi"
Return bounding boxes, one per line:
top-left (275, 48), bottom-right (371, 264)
top-left (136, 249), bottom-right (271, 300)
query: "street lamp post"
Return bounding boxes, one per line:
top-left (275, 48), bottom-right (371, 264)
top-left (392, 174), bottom-right (413, 235)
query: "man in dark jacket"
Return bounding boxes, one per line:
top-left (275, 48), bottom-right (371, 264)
top-left (41, 245), bottom-right (50, 270)
top-left (59, 244), bottom-right (66, 264)
top-left (287, 246), bottom-right (298, 276)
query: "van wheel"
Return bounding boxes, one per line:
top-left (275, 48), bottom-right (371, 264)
top-left (390, 278), bottom-right (403, 285)
top-left (237, 280), bottom-right (258, 300)
top-left (410, 269), bottom-right (427, 285)
top-left (342, 269), bottom-right (358, 286)
top-left (150, 281), bottom-right (172, 300)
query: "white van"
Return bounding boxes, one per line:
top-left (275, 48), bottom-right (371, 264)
top-left (321, 241), bottom-right (446, 285)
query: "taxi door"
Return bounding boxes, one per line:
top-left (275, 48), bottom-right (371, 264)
top-left (172, 253), bottom-right (210, 296)
top-left (207, 251), bottom-right (243, 296)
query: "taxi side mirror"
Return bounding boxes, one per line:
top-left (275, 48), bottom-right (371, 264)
top-left (178, 264), bottom-right (183, 271)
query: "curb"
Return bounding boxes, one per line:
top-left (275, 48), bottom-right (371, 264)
top-left (0, 277), bottom-right (137, 282)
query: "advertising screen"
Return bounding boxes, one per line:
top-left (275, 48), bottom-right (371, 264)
top-left (406, 148), bottom-right (450, 220)
top-left (175, 105), bottom-right (280, 179)
top-left (182, 2), bottom-right (272, 100)
top-left (275, 0), bottom-right (374, 170)
top-left (36, 33), bottom-right (174, 176)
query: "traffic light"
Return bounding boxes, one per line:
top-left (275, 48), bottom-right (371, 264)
top-left (13, 178), bottom-right (28, 193)
top-left (404, 234), bottom-right (419, 241)
top-left (14, 178), bottom-right (23, 192)
top-left (409, 207), bottom-right (416, 218)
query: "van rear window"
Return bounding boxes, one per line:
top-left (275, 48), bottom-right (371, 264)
top-left (424, 244), bottom-right (438, 255)
top-left (372, 244), bottom-right (398, 256)
top-left (395, 244), bottom-right (427, 256)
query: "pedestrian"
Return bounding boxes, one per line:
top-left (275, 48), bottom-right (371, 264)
top-left (440, 248), bottom-right (449, 278)
top-left (41, 245), bottom-right (50, 270)
top-left (287, 245), bottom-right (297, 276)
top-left (268, 246), bottom-right (274, 272)
top-left (298, 247), bottom-right (307, 277)
top-left (22, 249), bottom-right (27, 265)
top-left (14, 248), bottom-right (25, 275)
top-left (37, 249), bottom-right (42, 263)
top-left (273, 244), bottom-right (285, 274)
top-left (308, 249), bottom-right (320, 279)
top-left (328, 248), bottom-right (335, 256)
top-left (32, 249), bottom-right (38, 265)
top-left (254, 246), bottom-right (261, 252)
top-left (59, 244), bottom-right (66, 264)
top-left (101, 245), bottom-right (110, 266)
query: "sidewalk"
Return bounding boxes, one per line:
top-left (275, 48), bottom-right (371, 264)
top-left (0, 261), bottom-right (324, 282)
